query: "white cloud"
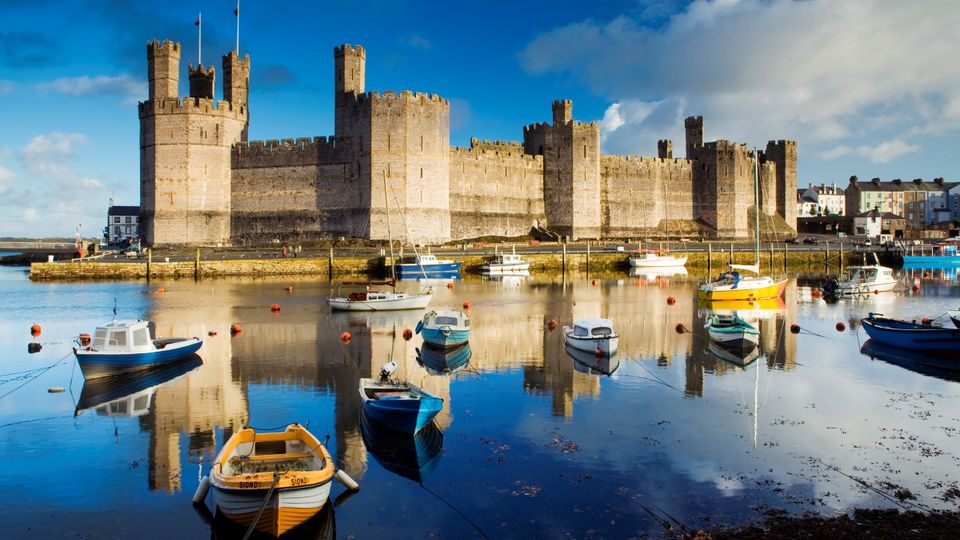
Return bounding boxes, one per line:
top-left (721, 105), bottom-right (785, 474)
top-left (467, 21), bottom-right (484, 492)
top-left (520, 0), bottom-right (960, 160)
top-left (38, 74), bottom-right (146, 104)
top-left (22, 208), bottom-right (38, 222)
top-left (20, 132), bottom-right (88, 176)
top-left (818, 139), bottom-right (918, 163)
top-left (0, 164), bottom-right (13, 193)
top-left (817, 146), bottom-right (853, 160)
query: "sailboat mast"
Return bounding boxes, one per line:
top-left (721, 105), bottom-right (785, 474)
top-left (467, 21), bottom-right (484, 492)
top-left (383, 171), bottom-right (396, 286)
top-left (753, 151), bottom-right (760, 267)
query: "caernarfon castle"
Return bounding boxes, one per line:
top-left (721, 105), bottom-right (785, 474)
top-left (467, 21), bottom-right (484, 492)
top-left (139, 40), bottom-right (797, 246)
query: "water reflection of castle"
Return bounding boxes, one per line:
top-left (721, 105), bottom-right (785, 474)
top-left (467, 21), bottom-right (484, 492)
top-left (128, 278), bottom-right (796, 492)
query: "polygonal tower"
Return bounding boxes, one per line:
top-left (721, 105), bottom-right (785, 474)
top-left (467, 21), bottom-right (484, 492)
top-left (541, 99), bottom-right (601, 240)
top-left (139, 39), bottom-right (248, 246)
top-left (222, 51), bottom-right (250, 142)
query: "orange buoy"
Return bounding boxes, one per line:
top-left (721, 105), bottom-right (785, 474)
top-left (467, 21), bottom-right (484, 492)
top-left (462, 301), bottom-right (472, 309)
top-left (921, 317), bottom-right (932, 325)
top-left (270, 304), bottom-right (281, 312)
top-left (811, 289), bottom-right (821, 298)
top-left (836, 321), bottom-right (846, 332)
top-left (402, 328), bottom-right (413, 341)
top-left (230, 324), bottom-right (242, 336)
top-left (923, 272), bottom-right (930, 278)
top-left (594, 347), bottom-right (603, 357)
top-left (78, 332), bottom-right (91, 346)
top-left (30, 324), bottom-right (41, 337)
top-left (547, 319), bottom-right (558, 331)
top-left (675, 323), bottom-right (687, 334)
top-left (340, 331), bottom-right (352, 344)
top-left (208, 331), bottom-right (217, 336)
top-left (446, 282), bottom-right (454, 289)
top-left (874, 289), bottom-right (879, 295)
top-left (912, 284), bottom-right (920, 292)
top-left (157, 287), bottom-right (165, 294)
top-left (790, 324), bottom-right (801, 334)
top-left (591, 279), bottom-right (596, 286)
top-left (666, 296), bottom-right (676, 306)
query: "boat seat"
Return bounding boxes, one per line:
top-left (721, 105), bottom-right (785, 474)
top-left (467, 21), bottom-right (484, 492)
top-left (374, 391), bottom-right (408, 399)
top-left (244, 452), bottom-right (312, 462)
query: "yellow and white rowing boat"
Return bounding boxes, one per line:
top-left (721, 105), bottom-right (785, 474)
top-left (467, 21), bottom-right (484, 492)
top-left (209, 424), bottom-right (335, 537)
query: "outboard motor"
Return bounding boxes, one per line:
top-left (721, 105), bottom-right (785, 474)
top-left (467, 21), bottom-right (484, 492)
top-left (379, 360), bottom-right (398, 382)
top-left (822, 276), bottom-right (840, 298)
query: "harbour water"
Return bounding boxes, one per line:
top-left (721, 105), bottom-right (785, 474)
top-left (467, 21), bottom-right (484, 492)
top-left (1, 264), bottom-right (958, 538)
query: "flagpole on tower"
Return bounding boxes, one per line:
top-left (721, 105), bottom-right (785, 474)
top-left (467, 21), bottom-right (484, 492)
top-left (235, 1), bottom-right (240, 54)
top-left (195, 12), bottom-right (202, 65)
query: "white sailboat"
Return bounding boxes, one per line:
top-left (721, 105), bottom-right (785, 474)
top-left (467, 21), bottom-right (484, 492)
top-left (480, 246), bottom-right (531, 275)
top-left (329, 173), bottom-right (432, 311)
top-left (698, 151), bottom-right (786, 302)
top-left (630, 184), bottom-right (687, 268)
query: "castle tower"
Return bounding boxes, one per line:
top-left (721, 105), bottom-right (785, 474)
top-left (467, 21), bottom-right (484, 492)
top-left (188, 64), bottom-right (215, 99)
top-left (552, 99), bottom-right (572, 124)
top-left (543, 100), bottom-right (601, 239)
top-left (140, 39), bottom-right (248, 246)
top-left (334, 44), bottom-right (366, 137)
top-left (685, 116), bottom-right (703, 159)
top-left (222, 51), bottom-right (251, 142)
top-left (658, 139), bottom-right (672, 159)
top-left (765, 140), bottom-right (798, 229)
top-left (147, 40), bottom-right (180, 100)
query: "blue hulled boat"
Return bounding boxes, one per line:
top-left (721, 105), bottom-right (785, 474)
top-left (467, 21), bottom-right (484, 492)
top-left (902, 242), bottom-right (960, 265)
top-left (359, 369), bottom-right (443, 433)
top-left (395, 254), bottom-right (462, 279)
top-left (860, 313), bottom-right (960, 352)
top-left (416, 309), bottom-right (470, 350)
top-left (73, 320), bottom-right (203, 379)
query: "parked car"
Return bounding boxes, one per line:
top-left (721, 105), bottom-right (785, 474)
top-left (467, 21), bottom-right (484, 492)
top-left (785, 237), bottom-right (800, 244)
top-left (123, 247), bottom-right (141, 258)
top-left (862, 239), bottom-right (872, 247)
top-left (803, 236), bottom-right (820, 244)
top-left (606, 244), bottom-right (625, 253)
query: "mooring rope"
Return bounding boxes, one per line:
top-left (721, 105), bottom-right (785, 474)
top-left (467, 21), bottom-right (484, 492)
top-left (0, 351), bottom-right (73, 400)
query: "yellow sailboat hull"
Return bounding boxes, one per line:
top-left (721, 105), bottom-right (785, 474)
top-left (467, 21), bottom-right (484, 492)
top-left (698, 279), bottom-right (787, 302)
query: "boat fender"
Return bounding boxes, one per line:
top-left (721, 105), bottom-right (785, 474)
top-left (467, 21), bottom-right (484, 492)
top-left (192, 475), bottom-right (210, 504)
top-left (335, 469), bottom-right (360, 491)
top-left (380, 361), bottom-right (398, 380)
top-left (415, 320), bottom-right (424, 335)
top-left (441, 326), bottom-right (451, 337)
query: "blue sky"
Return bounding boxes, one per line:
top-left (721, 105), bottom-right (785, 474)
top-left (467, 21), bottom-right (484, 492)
top-left (1, 0), bottom-right (958, 238)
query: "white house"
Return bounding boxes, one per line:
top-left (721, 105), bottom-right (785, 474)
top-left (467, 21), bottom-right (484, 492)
top-left (801, 183), bottom-right (846, 216)
top-left (105, 204), bottom-right (140, 245)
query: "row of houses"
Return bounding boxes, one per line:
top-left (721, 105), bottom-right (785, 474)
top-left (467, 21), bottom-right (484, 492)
top-left (797, 177), bottom-right (959, 239)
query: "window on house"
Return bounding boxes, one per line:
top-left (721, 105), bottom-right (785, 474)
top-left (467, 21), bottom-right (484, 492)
top-left (114, 226), bottom-right (121, 235)
top-left (114, 216), bottom-right (120, 223)
top-left (125, 217), bottom-right (131, 224)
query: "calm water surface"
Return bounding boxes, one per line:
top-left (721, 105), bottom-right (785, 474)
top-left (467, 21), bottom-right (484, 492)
top-left (1, 265), bottom-right (958, 539)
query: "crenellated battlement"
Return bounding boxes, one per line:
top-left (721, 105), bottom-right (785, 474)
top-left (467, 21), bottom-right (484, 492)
top-left (348, 89), bottom-right (449, 106)
top-left (767, 139), bottom-right (798, 148)
top-left (334, 44), bottom-right (366, 58)
top-left (188, 63), bottom-right (215, 76)
top-left (138, 97), bottom-right (247, 120)
top-left (148, 39), bottom-right (181, 54)
top-left (601, 154), bottom-right (692, 166)
top-left (702, 139), bottom-right (749, 152)
top-left (234, 135), bottom-right (353, 167)
top-left (451, 142), bottom-right (542, 163)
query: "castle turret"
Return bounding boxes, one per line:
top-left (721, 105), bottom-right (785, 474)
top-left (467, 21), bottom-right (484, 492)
top-left (334, 44), bottom-right (366, 137)
top-left (140, 39), bottom-right (248, 247)
top-left (552, 99), bottom-right (572, 125)
top-left (765, 139), bottom-right (798, 229)
top-left (685, 116), bottom-right (703, 159)
top-left (188, 64), bottom-right (215, 99)
top-left (223, 51), bottom-right (251, 142)
top-left (658, 139), bottom-right (672, 159)
top-left (147, 40), bottom-right (180, 100)
top-left (543, 100), bottom-right (601, 239)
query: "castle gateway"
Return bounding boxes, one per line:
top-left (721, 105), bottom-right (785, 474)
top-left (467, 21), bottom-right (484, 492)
top-left (140, 40), bottom-right (797, 246)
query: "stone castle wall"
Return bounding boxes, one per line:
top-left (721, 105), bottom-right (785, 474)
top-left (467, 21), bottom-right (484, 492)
top-left (139, 38), bottom-right (797, 246)
top-left (449, 139), bottom-right (546, 238)
top-left (600, 155), bottom-right (694, 237)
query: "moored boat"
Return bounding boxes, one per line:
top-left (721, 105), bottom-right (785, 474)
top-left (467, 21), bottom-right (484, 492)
top-left (822, 253), bottom-right (898, 297)
top-left (860, 340), bottom-right (960, 381)
top-left (396, 254), bottom-right (462, 279)
top-left (359, 374), bottom-right (443, 434)
top-left (209, 424), bottom-right (336, 537)
top-left (480, 248), bottom-right (530, 275)
top-left (73, 319), bottom-right (202, 379)
top-left (902, 242), bottom-right (960, 265)
top-left (75, 355), bottom-right (202, 417)
top-left (629, 250), bottom-right (688, 268)
top-left (860, 313), bottom-right (960, 352)
top-left (562, 318), bottom-right (619, 355)
top-left (949, 309), bottom-right (960, 329)
top-left (416, 309), bottom-right (470, 349)
top-left (705, 314), bottom-right (760, 354)
top-left (328, 283), bottom-right (433, 311)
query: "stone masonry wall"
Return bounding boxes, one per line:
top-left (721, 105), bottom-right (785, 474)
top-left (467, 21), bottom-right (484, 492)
top-left (600, 155), bottom-right (694, 237)
top-left (449, 139), bottom-right (546, 239)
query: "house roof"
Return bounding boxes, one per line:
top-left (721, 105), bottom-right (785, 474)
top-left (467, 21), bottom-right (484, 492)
top-left (855, 209), bottom-right (904, 220)
top-left (108, 206), bottom-right (140, 216)
top-left (851, 180), bottom-right (958, 193)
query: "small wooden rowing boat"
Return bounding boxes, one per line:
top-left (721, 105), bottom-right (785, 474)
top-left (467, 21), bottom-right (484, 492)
top-left (359, 375), bottom-right (443, 434)
top-left (209, 424), bottom-right (335, 537)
